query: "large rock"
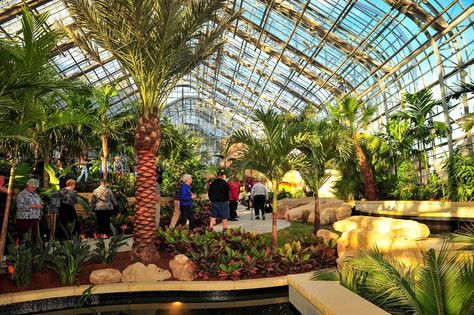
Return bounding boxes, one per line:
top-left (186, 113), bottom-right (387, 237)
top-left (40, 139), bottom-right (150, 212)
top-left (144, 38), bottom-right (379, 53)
top-left (307, 202), bottom-right (352, 225)
top-left (276, 197), bottom-right (313, 219)
top-left (337, 228), bottom-right (424, 267)
top-left (89, 268), bottom-right (122, 284)
top-left (285, 200), bottom-right (314, 222)
top-left (316, 229), bottom-right (340, 241)
top-left (333, 216), bottom-right (430, 239)
top-left (169, 254), bottom-right (195, 281)
top-left (121, 262), bottom-right (172, 282)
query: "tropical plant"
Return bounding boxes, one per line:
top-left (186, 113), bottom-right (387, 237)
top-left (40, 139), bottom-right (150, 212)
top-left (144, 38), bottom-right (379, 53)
top-left (396, 89), bottom-right (448, 182)
top-left (49, 234), bottom-right (92, 284)
top-left (229, 107), bottom-right (311, 246)
top-left (64, 0), bottom-right (239, 262)
top-left (0, 8), bottom-right (70, 263)
top-left (312, 244), bottom-right (474, 315)
top-left (6, 237), bottom-right (34, 287)
top-left (393, 160), bottom-right (419, 200)
top-left (327, 96), bottom-right (378, 200)
top-left (443, 150), bottom-right (474, 201)
top-left (94, 224), bottom-right (130, 264)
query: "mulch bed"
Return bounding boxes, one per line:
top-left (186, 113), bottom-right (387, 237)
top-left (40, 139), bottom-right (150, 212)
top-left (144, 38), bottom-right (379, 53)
top-left (0, 250), bottom-right (173, 294)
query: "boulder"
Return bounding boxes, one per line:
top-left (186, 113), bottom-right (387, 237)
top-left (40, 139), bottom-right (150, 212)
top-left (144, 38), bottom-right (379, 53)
top-left (307, 202), bottom-right (352, 225)
top-left (336, 228), bottom-right (424, 267)
top-left (121, 262), bottom-right (172, 282)
top-left (333, 216), bottom-right (430, 239)
top-left (316, 229), bottom-right (340, 241)
top-left (89, 268), bottom-right (122, 284)
top-left (286, 201), bottom-right (314, 222)
top-left (169, 254), bottom-right (195, 281)
top-left (276, 197), bottom-right (313, 219)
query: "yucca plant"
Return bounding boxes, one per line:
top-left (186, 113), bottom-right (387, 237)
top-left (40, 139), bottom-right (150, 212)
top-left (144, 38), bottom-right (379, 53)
top-left (64, 0), bottom-right (239, 262)
top-left (94, 224), bottom-right (131, 265)
top-left (313, 243), bottom-right (474, 315)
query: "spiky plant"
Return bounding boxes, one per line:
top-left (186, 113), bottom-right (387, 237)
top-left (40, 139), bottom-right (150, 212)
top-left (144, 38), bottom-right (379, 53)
top-left (64, 0), bottom-right (238, 262)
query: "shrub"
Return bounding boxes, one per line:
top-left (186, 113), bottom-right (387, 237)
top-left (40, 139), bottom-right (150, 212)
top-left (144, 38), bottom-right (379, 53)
top-left (94, 225), bottom-right (130, 265)
top-left (32, 235), bottom-right (52, 272)
top-left (49, 234), bottom-right (92, 284)
top-left (6, 237), bottom-right (33, 287)
top-left (393, 160), bottom-right (419, 200)
top-left (443, 150), bottom-right (474, 201)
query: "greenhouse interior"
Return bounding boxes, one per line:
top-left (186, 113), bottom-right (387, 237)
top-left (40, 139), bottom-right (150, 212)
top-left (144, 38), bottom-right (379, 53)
top-left (0, 0), bottom-right (473, 314)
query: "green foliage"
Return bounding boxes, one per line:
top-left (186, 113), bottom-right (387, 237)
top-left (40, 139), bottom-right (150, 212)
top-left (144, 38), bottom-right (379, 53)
top-left (6, 237), bottom-right (33, 287)
top-left (32, 235), bottom-right (52, 272)
top-left (393, 160), bottom-right (419, 200)
top-left (313, 242), bottom-right (474, 315)
top-left (49, 234), bottom-right (92, 284)
top-left (333, 159), bottom-right (365, 200)
top-left (443, 150), bottom-right (474, 201)
top-left (94, 225), bottom-right (130, 265)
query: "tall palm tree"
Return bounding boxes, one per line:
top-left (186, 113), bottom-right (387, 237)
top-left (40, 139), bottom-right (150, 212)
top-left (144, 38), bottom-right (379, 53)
top-left (295, 107), bottom-right (352, 232)
top-left (90, 85), bottom-right (136, 179)
top-left (327, 96), bottom-right (378, 200)
top-left (64, 0), bottom-right (238, 261)
top-left (0, 9), bottom-right (69, 261)
top-left (396, 89), bottom-right (447, 182)
top-left (229, 108), bottom-right (310, 246)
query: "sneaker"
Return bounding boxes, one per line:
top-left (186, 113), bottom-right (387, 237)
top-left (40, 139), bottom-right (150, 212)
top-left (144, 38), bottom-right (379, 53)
top-left (262, 216), bottom-right (265, 220)
top-left (229, 218), bottom-right (238, 221)
top-left (255, 216), bottom-right (260, 220)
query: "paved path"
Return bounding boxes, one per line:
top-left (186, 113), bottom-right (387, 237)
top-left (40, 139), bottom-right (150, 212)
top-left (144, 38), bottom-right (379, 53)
top-left (212, 204), bottom-right (290, 233)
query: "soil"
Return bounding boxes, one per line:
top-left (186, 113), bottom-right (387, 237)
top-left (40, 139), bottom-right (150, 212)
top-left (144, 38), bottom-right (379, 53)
top-left (0, 250), bottom-right (173, 294)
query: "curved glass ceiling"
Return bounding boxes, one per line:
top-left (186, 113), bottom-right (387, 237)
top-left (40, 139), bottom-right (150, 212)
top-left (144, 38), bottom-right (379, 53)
top-left (1, 0), bottom-right (473, 158)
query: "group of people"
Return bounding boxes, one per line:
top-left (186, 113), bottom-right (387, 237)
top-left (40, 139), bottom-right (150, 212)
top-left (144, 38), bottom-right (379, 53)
top-left (14, 177), bottom-right (117, 241)
top-left (77, 155), bottom-right (125, 183)
top-left (175, 170), bottom-right (269, 230)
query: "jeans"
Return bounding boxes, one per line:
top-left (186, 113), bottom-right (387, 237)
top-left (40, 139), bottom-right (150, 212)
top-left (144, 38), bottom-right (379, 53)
top-left (77, 167), bottom-right (88, 182)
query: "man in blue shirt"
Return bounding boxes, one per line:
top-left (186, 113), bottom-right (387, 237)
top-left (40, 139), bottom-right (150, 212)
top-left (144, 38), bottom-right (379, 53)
top-left (178, 174), bottom-right (196, 230)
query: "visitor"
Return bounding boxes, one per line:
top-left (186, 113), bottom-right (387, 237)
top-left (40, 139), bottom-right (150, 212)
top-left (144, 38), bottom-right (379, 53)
top-left (178, 174), bottom-right (197, 230)
top-left (99, 159), bottom-right (110, 179)
top-left (228, 176), bottom-right (240, 221)
top-left (208, 169), bottom-right (230, 230)
top-left (77, 155), bottom-right (89, 182)
top-left (16, 179), bottom-right (43, 240)
top-left (244, 176), bottom-right (254, 210)
top-left (155, 164), bottom-right (164, 229)
top-left (113, 155), bottom-right (123, 176)
top-left (52, 179), bottom-right (80, 239)
top-left (251, 177), bottom-right (268, 220)
top-left (90, 179), bottom-right (117, 238)
top-left (169, 181), bottom-right (181, 228)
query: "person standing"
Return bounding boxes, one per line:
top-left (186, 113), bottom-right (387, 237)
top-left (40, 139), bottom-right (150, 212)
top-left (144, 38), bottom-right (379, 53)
top-left (244, 176), bottom-right (254, 210)
top-left (178, 174), bottom-right (196, 230)
top-left (53, 179), bottom-right (80, 239)
top-left (251, 177), bottom-right (268, 220)
top-left (91, 179), bottom-right (117, 238)
top-left (113, 156), bottom-right (124, 176)
top-left (77, 155), bottom-right (89, 183)
top-left (16, 179), bottom-right (44, 240)
top-left (228, 176), bottom-right (240, 221)
top-left (208, 169), bottom-right (230, 229)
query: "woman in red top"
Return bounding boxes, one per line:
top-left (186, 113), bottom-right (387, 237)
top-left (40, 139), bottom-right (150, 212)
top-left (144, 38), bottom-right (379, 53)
top-left (228, 176), bottom-right (240, 221)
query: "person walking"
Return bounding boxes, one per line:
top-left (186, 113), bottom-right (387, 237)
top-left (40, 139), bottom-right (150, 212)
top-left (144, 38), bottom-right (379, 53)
top-left (178, 174), bottom-right (197, 230)
top-left (208, 169), bottom-right (230, 230)
top-left (16, 179), bottom-right (44, 240)
top-left (52, 179), bottom-right (80, 239)
top-left (91, 179), bottom-right (117, 238)
top-left (228, 176), bottom-right (240, 221)
top-left (251, 177), bottom-right (268, 220)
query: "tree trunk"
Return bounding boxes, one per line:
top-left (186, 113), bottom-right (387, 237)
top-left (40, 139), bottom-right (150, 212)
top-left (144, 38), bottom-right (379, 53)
top-left (0, 157), bottom-right (16, 263)
top-left (313, 179), bottom-right (320, 233)
top-left (422, 142), bottom-right (429, 184)
top-left (101, 136), bottom-right (109, 180)
top-left (43, 151), bottom-right (50, 189)
top-left (271, 181), bottom-right (278, 247)
top-left (131, 114), bottom-right (160, 264)
top-left (355, 142), bottom-right (378, 200)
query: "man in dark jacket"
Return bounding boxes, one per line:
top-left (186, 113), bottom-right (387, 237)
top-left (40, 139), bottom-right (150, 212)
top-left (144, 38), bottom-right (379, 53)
top-left (208, 169), bottom-right (230, 230)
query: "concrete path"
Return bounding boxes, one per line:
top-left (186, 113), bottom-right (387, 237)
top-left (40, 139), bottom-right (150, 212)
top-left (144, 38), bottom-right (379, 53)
top-left (212, 204), bottom-right (290, 233)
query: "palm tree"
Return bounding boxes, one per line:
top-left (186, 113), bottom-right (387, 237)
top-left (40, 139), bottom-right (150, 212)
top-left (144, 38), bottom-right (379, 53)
top-left (64, 0), bottom-right (238, 261)
top-left (295, 108), bottom-right (352, 232)
top-left (396, 89), bottom-right (448, 182)
top-left (90, 85), bottom-right (136, 179)
top-left (327, 96), bottom-right (378, 200)
top-left (229, 108), bottom-right (310, 246)
top-left (0, 9), bottom-right (69, 261)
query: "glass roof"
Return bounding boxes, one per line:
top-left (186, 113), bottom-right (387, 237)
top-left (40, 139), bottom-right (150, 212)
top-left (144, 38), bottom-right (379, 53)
top-left (1, 0), bottom-right (473, 158)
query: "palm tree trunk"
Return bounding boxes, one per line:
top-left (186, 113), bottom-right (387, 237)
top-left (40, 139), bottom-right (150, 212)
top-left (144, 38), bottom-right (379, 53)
top-left (355, 142), bottom-right (378, 200)
top-left (271, 181), bottom-right (278, 247)
top-left (42, 150), bottom-right (50, 189)
top-left (101, 136), bottom-right (109, 179)
top-left (131, 114), bottom-right (160, 263)
top-left (0, 154), bottom-right (17, 263)
top-left (313, 178), bottom-right (320, 233)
